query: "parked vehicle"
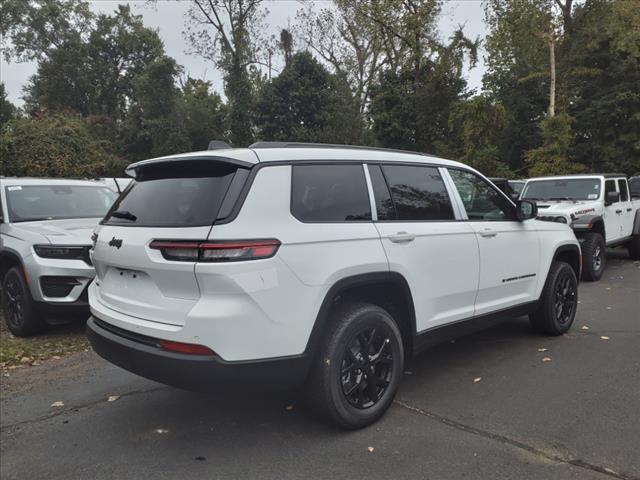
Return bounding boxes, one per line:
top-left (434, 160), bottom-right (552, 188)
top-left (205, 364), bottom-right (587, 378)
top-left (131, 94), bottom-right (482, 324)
top-left (629, 176), bottom-right (640, 198)
top-left (97, 178), bottom-right (132, 194)
top-left (509, 180), bottom-right (526, 197)
top-left (488, 178), bottom-right (525, 201)
top-left (521, 174), bottom-right (640, 281)
top-left (0, 178), bottom-right (117, 335)
top-left (87, 142), bottom-right (581, 429)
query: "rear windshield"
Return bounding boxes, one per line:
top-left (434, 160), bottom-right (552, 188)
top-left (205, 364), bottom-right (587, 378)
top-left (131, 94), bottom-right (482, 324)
top-left (5, 185), bottom-right (117, 223)
top-left (521, 179), bottom-right (601, 201)
top-left (103, 165), bottom-right (238, 227)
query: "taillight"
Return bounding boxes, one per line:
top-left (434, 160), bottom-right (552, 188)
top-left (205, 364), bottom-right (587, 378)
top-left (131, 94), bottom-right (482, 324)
top-left (149, 239), bottom-right (280, 262)
top-left (159, 339), bottom-right (216, 356)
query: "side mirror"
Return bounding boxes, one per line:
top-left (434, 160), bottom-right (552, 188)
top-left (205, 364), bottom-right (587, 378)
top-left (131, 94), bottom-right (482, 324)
top-left (516, 200), bottom-right (537, 221)
top-left (605, 191), bottom-right (619, 206)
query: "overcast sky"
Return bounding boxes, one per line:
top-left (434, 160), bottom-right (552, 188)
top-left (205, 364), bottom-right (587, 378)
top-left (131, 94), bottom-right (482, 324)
top-left (1, 0), bottom-right (487, 106)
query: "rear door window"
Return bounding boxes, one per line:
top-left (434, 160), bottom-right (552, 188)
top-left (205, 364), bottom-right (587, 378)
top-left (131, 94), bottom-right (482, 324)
top-left (291, 164), bottom-right (371, 222)
top-left (380, 165), bottom-right (454, 221)
top-left (103, 164), bottom-right (239, 227)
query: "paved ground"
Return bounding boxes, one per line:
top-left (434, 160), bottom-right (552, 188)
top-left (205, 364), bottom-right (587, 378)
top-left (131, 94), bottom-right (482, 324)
top-left (1, 251), bottom-right (639, 480)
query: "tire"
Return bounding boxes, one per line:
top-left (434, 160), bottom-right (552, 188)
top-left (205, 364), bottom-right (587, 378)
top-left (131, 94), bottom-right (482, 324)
top-left (581, 232), bottom-right (606, 281)
top-left (305, 302), bottom-right (404, 429)
top-left (1, 267), bottom-right (45, 336)
top-left (530, 261), bottom-right (578, 336)
top-left (627, 234), bottom-right (640, 260)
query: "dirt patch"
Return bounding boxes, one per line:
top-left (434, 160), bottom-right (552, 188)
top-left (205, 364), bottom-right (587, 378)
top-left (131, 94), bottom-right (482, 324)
top-left (0, 314), bottom-right (89, 369)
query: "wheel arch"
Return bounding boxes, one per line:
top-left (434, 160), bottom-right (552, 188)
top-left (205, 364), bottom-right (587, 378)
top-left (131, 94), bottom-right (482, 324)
top-left (571, 214), bottom-right (605, 239)
top-left (632, 209), bottom-right (640, 236)
top-left (552, 244), bottom-right (582, 283)
top-left (304, 272), bottom-right (416, 359)
top-left (0, 249), bottom-right (24, 286)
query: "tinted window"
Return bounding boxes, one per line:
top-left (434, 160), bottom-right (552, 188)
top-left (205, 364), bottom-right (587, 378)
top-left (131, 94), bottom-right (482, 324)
top-left (368, 165), bottom-right (395, 220)
top-left (605, 180), bottom-right (618, 203)
top-left (381, 165), bottom-right (454, 221)
top-left (449, 169), bottom-right (514, 221)
top-left (291, 165), bottom-right (371, 222)
top-left (6, 185), bottom-right (116, 223)
top-left (521, 178), bottom-right (601, 201)
top-left (103, 169), bottom-right (236, 227)
top-left (617, 179), bottom-right (629, 201)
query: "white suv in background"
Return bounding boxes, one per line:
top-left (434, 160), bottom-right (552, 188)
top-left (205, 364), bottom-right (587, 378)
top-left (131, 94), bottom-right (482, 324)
top-left (1, 178), bottom-right (117, 335)
top-left (87, 142), bottom-right (581, 428)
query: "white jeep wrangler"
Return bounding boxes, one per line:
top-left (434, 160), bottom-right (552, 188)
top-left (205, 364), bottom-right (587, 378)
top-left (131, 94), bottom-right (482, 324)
top-left (521, 175), bottom-right (640, 281)
top-left (87, 142), bottom-right (581, 428)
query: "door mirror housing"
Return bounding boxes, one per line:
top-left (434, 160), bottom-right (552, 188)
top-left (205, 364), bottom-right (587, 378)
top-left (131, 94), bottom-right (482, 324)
top-left (605, 191), bottom-right (620, 206)
top-left (516, 200), bottom-right (537, 221)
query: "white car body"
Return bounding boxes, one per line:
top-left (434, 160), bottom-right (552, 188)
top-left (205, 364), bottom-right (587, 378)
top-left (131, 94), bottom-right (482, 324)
top-left (0, 178), bottom-right (117, 323)
top-left (87, 143), bottom-right (581, 403)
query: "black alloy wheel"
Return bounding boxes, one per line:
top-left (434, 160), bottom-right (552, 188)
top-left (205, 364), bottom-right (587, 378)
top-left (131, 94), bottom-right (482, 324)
top-left (3, 276), bottom-right (25, 331)
top-left (340, 327), bottom-right (394, 409)
top-left (554, 270), bottom-right (577, 326)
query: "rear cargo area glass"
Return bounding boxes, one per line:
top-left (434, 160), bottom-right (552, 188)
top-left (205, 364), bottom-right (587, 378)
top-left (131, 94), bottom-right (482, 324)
top-left (103, 168), bottom-right (237, 227)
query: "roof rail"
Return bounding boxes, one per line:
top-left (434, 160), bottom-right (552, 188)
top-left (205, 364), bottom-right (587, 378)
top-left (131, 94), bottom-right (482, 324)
top-left (248, 141), bottom-right (435, 158)
top-left (208, 140), bottom-right (232, 150)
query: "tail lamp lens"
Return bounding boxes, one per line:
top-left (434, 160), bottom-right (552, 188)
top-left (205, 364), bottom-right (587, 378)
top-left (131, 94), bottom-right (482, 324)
top-left (149, 239), bottom-right (280, 262)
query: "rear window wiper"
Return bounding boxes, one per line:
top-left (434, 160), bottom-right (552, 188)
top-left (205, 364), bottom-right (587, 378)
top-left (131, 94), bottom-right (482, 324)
top-left (110, 210), bottom-right (137, 221)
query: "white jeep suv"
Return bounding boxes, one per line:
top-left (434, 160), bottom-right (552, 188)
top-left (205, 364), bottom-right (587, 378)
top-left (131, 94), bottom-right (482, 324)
top-left (87, 143), bottom-right (581, 428)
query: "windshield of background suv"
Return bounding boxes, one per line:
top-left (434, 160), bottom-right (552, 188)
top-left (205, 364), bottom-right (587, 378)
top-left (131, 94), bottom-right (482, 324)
top-left (521, 179), bottom-right (601, 201)
top-left (5, 185), bottom-right (117, 223)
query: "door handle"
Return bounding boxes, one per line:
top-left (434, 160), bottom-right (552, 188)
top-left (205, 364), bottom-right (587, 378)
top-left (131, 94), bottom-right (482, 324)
top-left (479, 229), bottom-right (497, 238)
top-left (389, 232), bottom-right (415, 243)
top-left (627, 208), bottom-right (633, 212)
top-left (615, 209), bottom-right (622, 214)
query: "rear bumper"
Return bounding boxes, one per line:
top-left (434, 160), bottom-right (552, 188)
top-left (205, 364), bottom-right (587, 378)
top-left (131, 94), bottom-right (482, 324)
top-left (86, 316), bottom-right (312, 391)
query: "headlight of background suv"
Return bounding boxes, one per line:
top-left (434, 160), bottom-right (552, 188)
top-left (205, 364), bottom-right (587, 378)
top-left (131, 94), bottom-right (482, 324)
top-left (33, 245), bottom-right (92, 264)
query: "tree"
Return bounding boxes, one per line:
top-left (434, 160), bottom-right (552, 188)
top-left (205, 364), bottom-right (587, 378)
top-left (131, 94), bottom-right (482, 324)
top-left (180, 78), bottom-right (228, 150)
top-left (525, 113), bottom-right (585, 176)
top-left (567, 0), bottom-right (640, 174)
top-left (0, 0), bottom-right (93, 62)
top-left (0, 83), bottom-right (17, 132)
top-left (255, 52), bottom-right (361, 144)
top-left (0, 113), bottom-right (119, 177)
top-left (23, 5), bottom-right (165, 119)
top-left (184, 0), bottom-right (267, 146)
top-left (437, 95), bottom-right (513, 177)
top-left (121, 56), bottom-right (190, 160)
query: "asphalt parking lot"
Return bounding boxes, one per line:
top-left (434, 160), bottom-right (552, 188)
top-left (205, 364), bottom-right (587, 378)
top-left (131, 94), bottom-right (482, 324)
top-left (1, 251), bottom-right (639, 480)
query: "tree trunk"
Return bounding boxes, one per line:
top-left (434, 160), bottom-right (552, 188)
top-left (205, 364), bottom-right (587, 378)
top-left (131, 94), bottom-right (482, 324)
top-left (549, 37), bottom-right (556, 117)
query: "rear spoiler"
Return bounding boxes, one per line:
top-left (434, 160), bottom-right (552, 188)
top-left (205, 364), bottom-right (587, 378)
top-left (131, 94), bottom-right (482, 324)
top-left (125, 153), bottom-right (257, 179)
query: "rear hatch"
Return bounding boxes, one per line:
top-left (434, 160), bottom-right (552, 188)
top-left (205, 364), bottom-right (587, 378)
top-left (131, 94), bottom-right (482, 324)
top-left (91, 156), bottom-right (252, 326)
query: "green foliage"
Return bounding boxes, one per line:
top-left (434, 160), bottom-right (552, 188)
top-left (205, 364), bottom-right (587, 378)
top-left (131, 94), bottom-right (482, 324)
top-left (567, 0), bottom-right (640, 174)
top-left (437, 95), bottom-right (513, 177)
top-left (255, 52), bottom-right (361, 143)
top-left (180, 78), bottom-right (228, 150)
top-left (1, 114), bottom-right (121, 177)
top-left (525, 113), bottom-right (585, 176)
top-left (0, 84), bottom-right (17, 132)
top-left (23, 5), bottom-right (165, 119)
top-left (0, 0), bottom-right (94, 62)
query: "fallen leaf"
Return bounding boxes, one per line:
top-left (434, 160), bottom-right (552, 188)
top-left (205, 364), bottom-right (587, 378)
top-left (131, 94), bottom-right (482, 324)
top-left (20, 357), bottom-right (31, 364)
top-left (367, 446), bottom-right (375, 453)
top-left (600, 336), bottom-right (610, 340)
top-left (473, 377), bottom-right (482, 383)
top-left (285, 405), bottom-right (294, 411)
top-left (155, 428), bottom-right (169, 434)
top-left (195, 456), bottom-right (206, 461)
top-left (51, 401), bottom-right (65, 408)
top-left (581, 326), bottom-right (589, 330)
top-left (542, 357), bottom-right (552, 362)
top-left (52, 356), bottom-right (61, 360)
top-left (107, 395), bottom-right (120, 402)
top-left (538, 347), bottom-right (548, 352)
top-left (605, 287), bottom-right (611, 291)
top-left (403, 371), bottom-right (413, 375)
top-left (606, 306), bottom-right (612, 310)
top-left (31, 361), bottom-right (41, 366)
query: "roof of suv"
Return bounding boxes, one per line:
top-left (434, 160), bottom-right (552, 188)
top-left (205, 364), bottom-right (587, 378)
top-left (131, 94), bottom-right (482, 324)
top-left (0, 178), bottom-right (110, 187)
top-left (127, 143), bottom-right (469, 176)
top-left (527, 174), bottom-right (627, 181)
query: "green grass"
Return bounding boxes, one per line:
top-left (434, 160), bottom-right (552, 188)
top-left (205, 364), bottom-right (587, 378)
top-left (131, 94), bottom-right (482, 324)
top-left (0, 314), bottom-right (88, 368)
